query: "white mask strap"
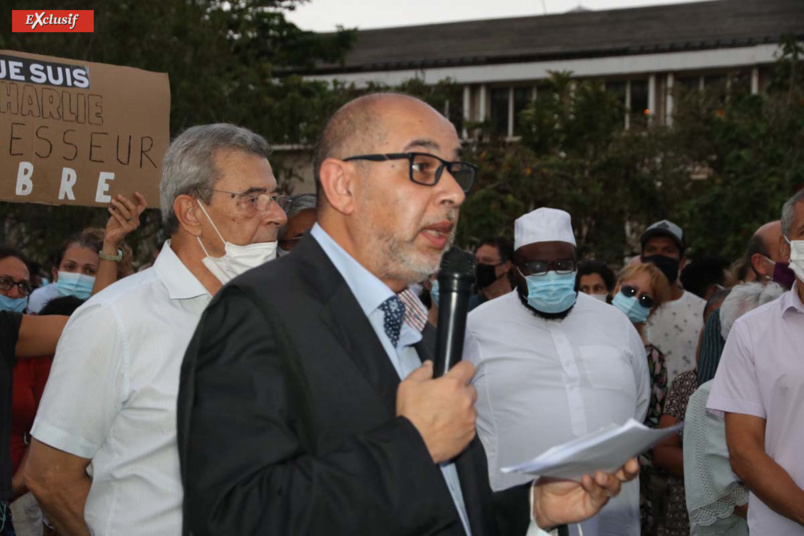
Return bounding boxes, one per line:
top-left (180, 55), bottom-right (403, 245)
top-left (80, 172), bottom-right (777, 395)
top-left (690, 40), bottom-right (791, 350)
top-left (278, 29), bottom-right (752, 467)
top-left (197, 200), bottom-right (227, 251)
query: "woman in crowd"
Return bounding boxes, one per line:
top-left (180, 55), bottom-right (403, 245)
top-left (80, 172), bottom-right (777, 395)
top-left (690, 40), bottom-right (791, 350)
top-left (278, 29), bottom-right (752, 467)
top-left (683, 282), bottom-right (784, 536)
top-left (0, 247), bottom-right (68, 536)
top-left (612, 262), bottom-right (671, 427)
top-left (654, 289), bottom-right (726, 536)
top-left (26, 193), bottom-right (145, 312)
top-left (575, 260), bottom-right (616, 303)
top-left (611, 262), bottom-right (671, 535)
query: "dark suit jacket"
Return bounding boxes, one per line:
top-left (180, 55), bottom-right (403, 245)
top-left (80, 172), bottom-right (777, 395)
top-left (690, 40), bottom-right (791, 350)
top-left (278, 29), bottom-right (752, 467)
top-left (177, 235), bottom-right (530, 535)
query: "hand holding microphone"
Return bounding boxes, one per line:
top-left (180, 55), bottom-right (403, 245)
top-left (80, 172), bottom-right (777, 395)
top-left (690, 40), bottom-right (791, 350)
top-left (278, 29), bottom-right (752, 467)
top-left (396, 246), bottom-right (478, 463)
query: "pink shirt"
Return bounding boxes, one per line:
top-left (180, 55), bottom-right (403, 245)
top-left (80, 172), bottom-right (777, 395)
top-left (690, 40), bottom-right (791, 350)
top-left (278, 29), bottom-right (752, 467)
top-left (707, 285), bottom-right (804, 535)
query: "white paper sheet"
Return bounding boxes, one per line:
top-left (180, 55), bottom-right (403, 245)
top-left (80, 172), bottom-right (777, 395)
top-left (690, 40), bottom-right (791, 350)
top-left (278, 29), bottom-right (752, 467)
top-left (501, 418), bottom-right (683, 481)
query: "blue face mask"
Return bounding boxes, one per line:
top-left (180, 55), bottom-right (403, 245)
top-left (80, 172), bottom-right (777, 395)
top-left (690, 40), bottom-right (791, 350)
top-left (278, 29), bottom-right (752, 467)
top-left (524, 270), bottom-right (577, 314)
top-left (56, 271), bottom-right (96, 300)
top-left (0, 294), bottom-right (28, 313)
top-left (612, 291), bottom-right (652, 324)
top-left (430, 279), bottom-right (440, 307)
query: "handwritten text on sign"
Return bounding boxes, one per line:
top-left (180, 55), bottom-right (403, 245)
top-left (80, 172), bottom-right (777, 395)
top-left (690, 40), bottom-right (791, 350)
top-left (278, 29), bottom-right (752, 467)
top-left (0, 51), bottom-right (170, 207)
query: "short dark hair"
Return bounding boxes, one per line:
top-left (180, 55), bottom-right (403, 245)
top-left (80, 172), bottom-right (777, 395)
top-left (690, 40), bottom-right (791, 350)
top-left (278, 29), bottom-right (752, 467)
top-left (39, 296), bottom-right (85, 316)
top-left (476, 237), bottom-right (514, 263)
top-left (575, 260), bottom-right (616, 293)
top-left (734, 233), bottom-right (770, 281)
top-left (0, 246), bottom-right (27, 266)
top-left (680, 256), bottom-right (729, 300)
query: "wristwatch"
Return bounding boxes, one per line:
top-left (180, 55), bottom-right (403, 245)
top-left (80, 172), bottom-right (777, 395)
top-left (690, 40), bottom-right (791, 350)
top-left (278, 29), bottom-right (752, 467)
top-left (99, 248), bottom-right (123, 262)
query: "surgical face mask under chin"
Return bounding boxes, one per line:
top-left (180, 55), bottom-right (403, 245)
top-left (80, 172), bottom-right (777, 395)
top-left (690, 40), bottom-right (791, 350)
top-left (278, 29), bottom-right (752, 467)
top-left (612, 292), bottom-right (651, 324)
top-left (523, 270), bottom-right (577, 314)
top-left (786, 237), bottom-right (804, 283)
top-left (0, 294), bottom-right (28, 313)
top-left (197, 201), bottom-right (278, 285)
top-left (56, 271), bottom-right (95, 300)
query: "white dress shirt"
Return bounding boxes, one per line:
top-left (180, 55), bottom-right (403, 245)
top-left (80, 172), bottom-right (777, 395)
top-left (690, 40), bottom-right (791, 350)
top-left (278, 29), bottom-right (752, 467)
top-left (465, 291), bottom-right (650, 536)
top-left (32, 242), bottom-right (211, 535)
top-left (707, 286), bottom-right (804, 536)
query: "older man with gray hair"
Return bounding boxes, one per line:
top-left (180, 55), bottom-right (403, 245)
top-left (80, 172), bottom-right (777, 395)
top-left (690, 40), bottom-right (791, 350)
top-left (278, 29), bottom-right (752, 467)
top-left (707, 189), bottom-right (804, 535)
top-left (25, 124), bottom-right (287, 535)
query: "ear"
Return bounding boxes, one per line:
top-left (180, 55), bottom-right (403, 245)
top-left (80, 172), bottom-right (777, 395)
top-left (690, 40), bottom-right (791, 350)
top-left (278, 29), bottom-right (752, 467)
top-left (174, 195), bottom-right (204, 237)
top-left (319, 158), bottom-right (357, 215)
top-left (51, 266), bottom-right (59, 282)
top-left (679, 256), bottom-right (687, 271)
top-left (502, 260), bottom-right (513, 273)
top-left (750, 253), bottom-right (766, 275)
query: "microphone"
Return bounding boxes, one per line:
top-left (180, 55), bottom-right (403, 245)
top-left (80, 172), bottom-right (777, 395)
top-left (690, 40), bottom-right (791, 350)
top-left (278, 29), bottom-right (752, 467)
top-left (434, 247), bottom-right (475, 378)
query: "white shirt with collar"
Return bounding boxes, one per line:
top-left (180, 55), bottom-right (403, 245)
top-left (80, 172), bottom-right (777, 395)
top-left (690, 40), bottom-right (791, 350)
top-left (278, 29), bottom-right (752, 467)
top-left (465, 290), bottom-right (650, 536)
top-left (707, 285), bottom-right (804, 536)
top-left (32, 241), bottom-right (211, 535)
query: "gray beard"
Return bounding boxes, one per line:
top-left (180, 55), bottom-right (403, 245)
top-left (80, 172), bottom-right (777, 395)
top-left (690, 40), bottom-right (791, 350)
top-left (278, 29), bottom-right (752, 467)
top-left (375, 230), bottom-right (446, 286)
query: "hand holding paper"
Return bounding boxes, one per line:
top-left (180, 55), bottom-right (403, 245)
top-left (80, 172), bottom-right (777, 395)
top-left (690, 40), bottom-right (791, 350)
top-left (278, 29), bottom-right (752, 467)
top-left (504, 418), bottom-right (682, 480)
top-left (531, 458), bottom-right (640, 529)
top-left (508, 419), bottom-right (682, 529)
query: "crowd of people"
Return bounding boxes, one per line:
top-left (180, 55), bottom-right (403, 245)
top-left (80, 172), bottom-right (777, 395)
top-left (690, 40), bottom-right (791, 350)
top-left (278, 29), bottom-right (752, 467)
top-left (0, 93), bottom-right (802, 536)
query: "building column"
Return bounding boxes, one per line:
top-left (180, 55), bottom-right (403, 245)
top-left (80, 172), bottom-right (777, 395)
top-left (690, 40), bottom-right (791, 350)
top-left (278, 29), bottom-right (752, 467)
top-left (666, 73), bottom-right (674, 127)
top-left (751, 66), bottom-right (760, 94)
top-left (478, 85), bottom-right (488, 122)
top-left (625, 80), bottom-right (631, 130)
top-left (462, 85), bottom-right (471, 139)
top-left (648, 74), bottom-right (656, 126)
top-left (507, 87), bottom-right (515, 138)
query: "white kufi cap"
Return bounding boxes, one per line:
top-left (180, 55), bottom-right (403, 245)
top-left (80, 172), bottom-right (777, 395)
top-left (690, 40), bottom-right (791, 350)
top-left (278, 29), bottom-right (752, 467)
top-left (514, 208), bottom-right (576, 250)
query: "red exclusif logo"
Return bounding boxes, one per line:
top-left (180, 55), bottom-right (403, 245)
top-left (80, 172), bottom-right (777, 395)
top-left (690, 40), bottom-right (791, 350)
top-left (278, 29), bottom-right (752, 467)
top-left (12, 10), bottom-right (94, 33)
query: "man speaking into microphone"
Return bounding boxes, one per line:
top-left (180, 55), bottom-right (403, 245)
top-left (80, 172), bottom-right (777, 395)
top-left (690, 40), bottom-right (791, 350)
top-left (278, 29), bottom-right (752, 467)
top-left (177, 93), bottom-right (638, 535)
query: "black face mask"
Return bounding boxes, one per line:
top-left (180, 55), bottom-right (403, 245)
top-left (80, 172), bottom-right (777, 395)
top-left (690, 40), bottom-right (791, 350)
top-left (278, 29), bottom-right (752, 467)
top-left (475, 263), bottom-right (501, 289)
top-left (641, 254), bottom-right (680, 285)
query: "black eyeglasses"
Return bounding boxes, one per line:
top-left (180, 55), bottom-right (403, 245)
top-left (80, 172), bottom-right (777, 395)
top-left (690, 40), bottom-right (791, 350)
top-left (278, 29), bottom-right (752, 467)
top-left (517, 259), bottom-right (576, 277)
top-left (213, 189), bottom-right (289, 212)
top-left (0, 276), bottom-right (32, 297)
top-left (343, 152), bottom-right (476, 193)
top-left (620, 285), bottom-right (655, 309)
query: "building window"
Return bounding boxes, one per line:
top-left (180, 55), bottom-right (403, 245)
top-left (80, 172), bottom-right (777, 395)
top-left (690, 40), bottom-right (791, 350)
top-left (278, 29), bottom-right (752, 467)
top-left (512, 87), bottom-right (533, 136)
top-left (490, 88), bottom-right (510, 136)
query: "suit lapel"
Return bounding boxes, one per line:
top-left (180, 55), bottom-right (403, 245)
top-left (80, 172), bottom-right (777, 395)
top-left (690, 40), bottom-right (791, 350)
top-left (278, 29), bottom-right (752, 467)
top-left (319, 284), bottom-right (402, 415)
top-left (295, 236), bottom-right (402, 416)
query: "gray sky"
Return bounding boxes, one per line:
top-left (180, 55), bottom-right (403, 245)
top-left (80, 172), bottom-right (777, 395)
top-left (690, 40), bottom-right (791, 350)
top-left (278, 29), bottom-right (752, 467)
top-left (285, 0), bottom-right (713, 32)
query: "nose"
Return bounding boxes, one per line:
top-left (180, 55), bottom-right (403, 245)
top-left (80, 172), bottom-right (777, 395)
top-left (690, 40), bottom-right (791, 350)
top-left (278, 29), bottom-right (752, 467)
top-left (436, 167), bottom-right (466, 208)
top-left (262, 201), bottom-right (288, 228)
top-left (5, 285), bottom-right (23, 299)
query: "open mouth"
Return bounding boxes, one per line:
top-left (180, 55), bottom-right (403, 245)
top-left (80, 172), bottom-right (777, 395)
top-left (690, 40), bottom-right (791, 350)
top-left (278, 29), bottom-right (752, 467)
top-left (420, 221), bottom-right (454, 249)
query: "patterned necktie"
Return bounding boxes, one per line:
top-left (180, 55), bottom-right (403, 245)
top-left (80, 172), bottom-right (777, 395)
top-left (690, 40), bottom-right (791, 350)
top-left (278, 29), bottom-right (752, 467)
top-left (379, 295), bottom-right (406, 348)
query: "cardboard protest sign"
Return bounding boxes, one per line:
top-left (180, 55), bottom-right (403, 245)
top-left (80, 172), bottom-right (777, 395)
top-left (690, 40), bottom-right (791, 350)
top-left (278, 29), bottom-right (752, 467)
top-left (0, 50), bottom-right (169, 207)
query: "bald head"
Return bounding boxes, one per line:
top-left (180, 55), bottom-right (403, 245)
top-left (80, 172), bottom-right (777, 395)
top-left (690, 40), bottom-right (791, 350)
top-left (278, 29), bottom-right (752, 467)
top-left (755, 220), bottom-right (783, 262)
top-left (313, 93), bottom-right (446, 205)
